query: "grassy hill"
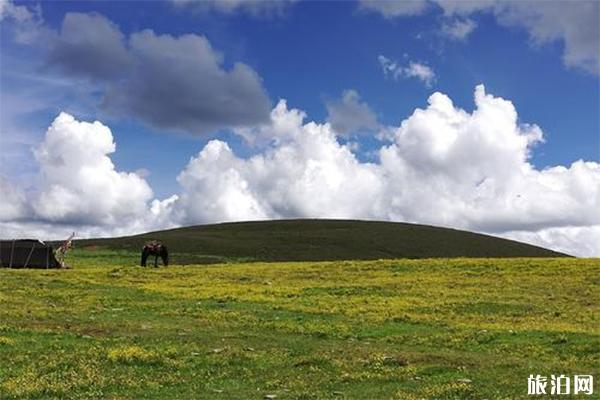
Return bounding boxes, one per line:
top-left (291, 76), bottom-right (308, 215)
top-left (77, 219), bottom-right (568, 264)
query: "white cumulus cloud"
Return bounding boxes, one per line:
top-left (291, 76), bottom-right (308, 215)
top-left (32, 112), bottom-right (154, 226)
top-left (175, 100), bottom-right (383, 224)
top-left (0, 112), bottom-right (176, 238)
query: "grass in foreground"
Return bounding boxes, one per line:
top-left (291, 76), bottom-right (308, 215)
top-left (0, 254), bottom-right (598, 399)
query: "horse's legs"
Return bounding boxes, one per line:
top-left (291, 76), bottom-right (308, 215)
top-left (154, 254), bottom-right (158, 268)
top-left (141, 249), bottom-right (148, 267)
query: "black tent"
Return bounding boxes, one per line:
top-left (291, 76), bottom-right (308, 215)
top-left (0, 240), bottom-right (62, 269)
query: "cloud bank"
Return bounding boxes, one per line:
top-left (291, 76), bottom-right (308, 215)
top-left (2, 86), bottom-right (598, 256)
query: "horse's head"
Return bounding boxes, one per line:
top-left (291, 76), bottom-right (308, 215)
top-left (145, 240), bottom-right (162, 252)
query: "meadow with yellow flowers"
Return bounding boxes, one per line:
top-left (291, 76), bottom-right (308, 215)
top-left (0, 251), bottom-right (598, 399)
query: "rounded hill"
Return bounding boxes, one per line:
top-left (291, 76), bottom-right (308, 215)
top-left (78, 219), bottom-right (569, 264)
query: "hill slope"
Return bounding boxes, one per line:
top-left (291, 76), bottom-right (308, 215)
top-left (77, 219), bottom-right (568, 263)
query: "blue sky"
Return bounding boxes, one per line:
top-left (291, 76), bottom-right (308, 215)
top-left (3, 0), bottom-right (598, 196)
top-left (1, 0), bottom-right (599, 256)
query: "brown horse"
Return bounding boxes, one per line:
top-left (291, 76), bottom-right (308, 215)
top-left (141, 240), bottom-right (169, 267)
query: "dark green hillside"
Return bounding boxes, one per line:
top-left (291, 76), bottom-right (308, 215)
top-left (76, 219), bottom-right (568, 264)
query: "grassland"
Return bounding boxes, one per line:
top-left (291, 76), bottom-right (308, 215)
top-left (76, 220), bottom-right (568, 264)
top-left (0, 251), bottom-right (598, 399)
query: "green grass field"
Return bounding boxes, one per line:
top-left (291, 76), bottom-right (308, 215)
top-left (0, 250), bottom-right (597, 399)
